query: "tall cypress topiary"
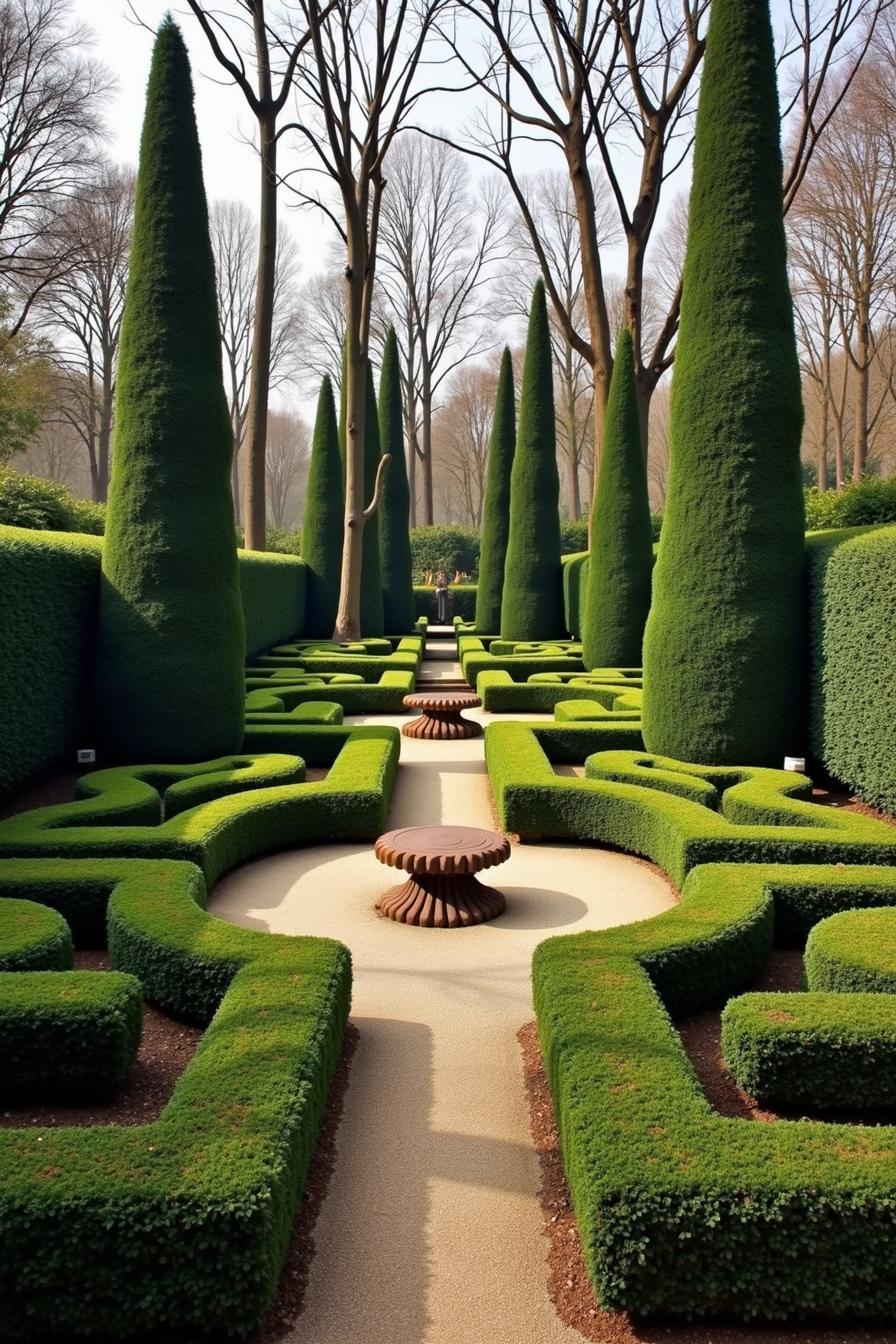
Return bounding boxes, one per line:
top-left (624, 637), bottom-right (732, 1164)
top-left (95, 17), bottom-right (244, 761)
top-left (301, 376), bottom-right (344, 635)
top-left (642, 0), bottom-right (805, 766)
top-left (581, 328), bottom-right (653, 669)
top-left (501, 280), bottom-right (563, 640)
top-left (378, 327), bottom-right (415, 633)
top-left (360, 359), bottom-right (384, 635)
top-left (475, 348), bottom-right (516, 634)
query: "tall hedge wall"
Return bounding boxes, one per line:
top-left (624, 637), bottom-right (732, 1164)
top-left (806, 524), bottom-right (896, 813)
top-left (238, 551), bottom-right (306, 659)
top-left (0, 527), bottom-right (103, 795)
top-left (0, 528), bottom-right (305, 792)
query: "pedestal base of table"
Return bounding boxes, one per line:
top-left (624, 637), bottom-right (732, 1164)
top-left (401, 692), bottom-right (483, 740)
top-left (376, 872), bottom-right (505, 928)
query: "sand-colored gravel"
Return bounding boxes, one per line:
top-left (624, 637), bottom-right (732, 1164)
top-left (212, 640), bottom-right (675, 1344)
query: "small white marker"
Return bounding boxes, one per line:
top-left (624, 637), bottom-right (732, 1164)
top-left (76, 748), bottom-right (97, 766)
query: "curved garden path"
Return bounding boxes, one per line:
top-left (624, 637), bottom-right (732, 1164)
top-left (212, 633), bottom-right (676, 1344)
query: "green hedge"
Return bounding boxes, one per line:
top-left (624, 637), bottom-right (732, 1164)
top-left (561, 552), bottom-right (588, 638)
top-left (477, 668), bottom-right (642, 715)
top-left (0, 725), bottom-right (399, 1337)
top-left (805, 477), bottom-right (896, 530)
top-left (0, 526), bottom-right (103, 795)
top-left (0, 969), bottom-right (142, 1101)
top-left (0, 899), bottom-right (73, 971)
top-left (533, 860), bottom-right (896, 1320)
top-left (414, 582), bottom-right (477, 622)
top-left (238, 549), bottom-right (306, 658)
top-left (0, 467), bottom-right (105, 534)
top-left (496, 722), bottom-right (896, 1319)
top-left (805, 524), bottom-right (896, 813)
top-left (721, 990), bottom-right (896, 1111)
top-left (409, 526), bottom-right (480, 581)
top-left (0, 528), bottom-right (308, 793)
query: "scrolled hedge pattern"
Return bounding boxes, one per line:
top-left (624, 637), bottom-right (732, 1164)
top-left (0, 724), bottom-right (399, 1337)
top-left (485, 721), bottom-right (896, 1319)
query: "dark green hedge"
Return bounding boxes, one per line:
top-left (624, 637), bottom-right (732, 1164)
top-left (409, 526), bottom-right (480, 580)
top-left (0, 898), bottom-right (73, 971)
top-left (0, 969), bottom-right (142, 1101)
top-left (0, 725), bottom-right (399, 1336)
top-left (0, 526), bottom-right (103, 796)
top-left (722, 990), bottom-right (896, 1111)
top-left (0, 467), bottom-right (105, 535)
top-left (805, 524), bottom-right (896, 813)
top-left (238, 549), bottom-right (306, 658)
top-left (805, 477), bottom-right (896, 530)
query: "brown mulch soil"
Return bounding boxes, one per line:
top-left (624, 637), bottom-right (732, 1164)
top-left (518, 1019), bottom-right (896, 1344)
top-left (0, 951), bottom-right (203, 1129)
top-left (811, 785), bottom-right (896, 829)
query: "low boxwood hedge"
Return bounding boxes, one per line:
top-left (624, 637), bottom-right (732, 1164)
top-left (0, 969), bottom-right (142, 1101)
top-left (0, 723), bottom-right (399, 1337)
top-left (477, 668), bottom-right (641, 713)
top-left (494, 724), bottom-right (896, 1319)
top-left (414, 583), bottom-right (477, 622)
top-left (722, 990), bottom-right (896, 1111)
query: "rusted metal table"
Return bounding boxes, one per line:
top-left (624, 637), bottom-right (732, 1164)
top-left (374, 824), bottom-right (510, 928)
top-left (402, 691), bottom-right (482, 740)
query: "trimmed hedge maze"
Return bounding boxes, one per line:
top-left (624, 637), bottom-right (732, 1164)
top-left (477, 668), bottom-right (642, 714)
top-left (485, 722), bottom-right (896, 1321)
top-left (245, 634), bottom-right (423, 716)
top-left (0, 726), bottom-right (399, 1338)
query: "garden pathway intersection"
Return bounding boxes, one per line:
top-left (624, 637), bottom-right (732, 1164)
top-left (212, 631), bottom-right (676, 1344)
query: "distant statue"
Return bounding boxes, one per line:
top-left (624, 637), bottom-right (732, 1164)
top-left (434, 570), bottom-right (450, 623)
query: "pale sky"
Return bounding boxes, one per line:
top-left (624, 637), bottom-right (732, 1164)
top-left (71, 0), bottom-right (798, 418)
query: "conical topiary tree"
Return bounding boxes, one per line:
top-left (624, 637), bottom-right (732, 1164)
top-left (360, 359), bottom-right (384, 635)
top-left (581, 328), bottom-right (653, 669)
top-left (302, 376), bottom-right (344, 636)
top-left (95, 17), bottom-right (244, 761)
top-left (501, 280), bottom-right (563, 640)
top-left (475, 347), bottom-right (516, 634)
top-left (642, 0), bottom-right (805, 766)
top-left (378, 327), bottom-right (415, 633)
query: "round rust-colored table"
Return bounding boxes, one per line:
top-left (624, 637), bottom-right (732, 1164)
top-left (374, 824), bottom-right (510, 928)
top-left (402, 691), bottom-right (482, 740)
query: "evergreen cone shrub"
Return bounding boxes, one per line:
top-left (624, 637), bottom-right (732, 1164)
top-left (95, 17), bottom-right (245, 760)
top-left (581, 328), bottom-right (653, 669)
top-left (642, 0), bottom-right (805, 765)
top-left (500, 281), bottom-right (563, 640)
top-left (475, 347), bottom-right (516, 634)
top-left (301, 376), bottom-right (344, 636)
top-left (378, 328), bottom-right (415, 633)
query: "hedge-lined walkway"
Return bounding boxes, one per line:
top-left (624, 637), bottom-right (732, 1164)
top-left (212, 636), bottom-right (675, 1343)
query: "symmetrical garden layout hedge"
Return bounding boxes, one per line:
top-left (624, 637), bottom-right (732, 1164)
top-left (487, 720), bottom-right (896, 1321)
top-left (0, 725), bottom-right (399, 1338)
top-left (246, 634), bottom-right (424, 715)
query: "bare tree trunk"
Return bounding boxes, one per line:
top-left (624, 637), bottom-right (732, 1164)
top-left (563, 361), bottom-right (581, 517)
top-left (242, 103), bottom-right (276, 550)
top-left (818, 392), bottom-right (829, 491)
top-left (420, 367), bottom-right (434, 525)
top-left (231, 405), bottom-right (242, 528)
top-left (333, 251), bottom-right (368, 641)
top-left (97, 372), bottom-right (113, 502)
top-left (853, 298), bottom-right (870, 480)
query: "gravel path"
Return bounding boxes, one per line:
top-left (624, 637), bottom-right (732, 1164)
top-left (212, 638), bottom-right (675, 1344)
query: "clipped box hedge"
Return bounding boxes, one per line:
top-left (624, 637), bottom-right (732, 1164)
top-left (414, 582), bottom-right (477, 622)
top-left (495, 724), bottom-right (896, 1320)
top-left (238, 549), bottom-right (306, 658)
top-left (806, 524), bottom-right (896, 813)
top-left (0, 723), bottom-right (399, 1337)
top-left (0, 525), bottom-right (103, 795)
top-left (0, 969), bottom-right (142, 1101)
top-left (722, 990), bottom-right (896, 1111)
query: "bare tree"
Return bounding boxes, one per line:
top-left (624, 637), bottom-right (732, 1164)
top-left (376, 133), bottom-right (508, 524)
top-left (295, 269), bottom-right (347, 397)
top-left (36, 164), bottom-right (134, 501)
top-left (434, 360), bottom-right (496, 526)
top-left (210, 199), bottom-right (302, 525)
top-left (265, 407), bottom-right (309, 528)
top-left (0, 0), bottom-right (111, 333)
top-left (432, 0), bottom-right (889, 489)
top-left (282, 0), bottom-right (444, 640)
top-left (185, 0), bottom-right (317, 550)
top-left (790, 60), bottom-right (896, 481)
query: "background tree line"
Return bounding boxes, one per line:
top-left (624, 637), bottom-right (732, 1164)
top-left (2, 0), bottom-right (896, 561)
